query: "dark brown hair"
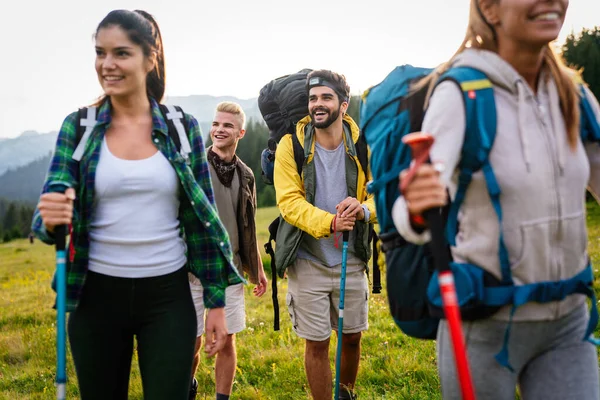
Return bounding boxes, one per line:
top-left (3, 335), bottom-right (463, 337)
top-left (95, 9), bottom-right (166, 102)
top-left (306, 69), bottom-right (351, 103)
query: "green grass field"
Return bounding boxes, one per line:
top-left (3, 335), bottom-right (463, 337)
top-left (1, 205), bottom-right (600, 399)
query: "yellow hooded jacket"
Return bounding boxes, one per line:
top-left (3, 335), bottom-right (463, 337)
top-left (272, 113), bottom-right (376, 275)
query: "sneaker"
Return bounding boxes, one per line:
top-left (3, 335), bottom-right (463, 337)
top-left (189, 377), bottom-right (198, 400)
top-left (339, 387), bottom-right (357, 400)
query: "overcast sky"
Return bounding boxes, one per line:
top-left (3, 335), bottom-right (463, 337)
top-left (1, 0), bottom-right (597, 138)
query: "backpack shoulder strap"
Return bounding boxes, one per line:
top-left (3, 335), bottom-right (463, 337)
top-left (356, 133), bottom-right (369, 180)
top-left (264, 216), bottom-right (281, 331)
top-left (291, 132), bottom-right (305, 177)
top-left (294, 120), bottom-right (370, 184)
top-left (439, 67), bottom-right (511, 285)
top-left (340, 119), bottom-right (369, 180)
top-left (293, 120), bottom-right (369, 183)
top-left (439, 67), bottom-right (497, 170)
top-left (578, 84), bottom-right (600, 143)
top-left (159, 104), bottom-right (192, 159)
top-left (72, 106), bottom-right (97, 162)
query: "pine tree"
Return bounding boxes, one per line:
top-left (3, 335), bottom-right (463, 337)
top-left (3, 203), bottom-right (18, 236)
top-left (347, 95), bottom-right (361, 124)
top-left (19, 205), bottom-right (34, 238)
top-left (562, 26), bottom-right (600, 100)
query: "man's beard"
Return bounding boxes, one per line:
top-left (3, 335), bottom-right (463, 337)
top-left (311, 106), bottom-right (341, 129)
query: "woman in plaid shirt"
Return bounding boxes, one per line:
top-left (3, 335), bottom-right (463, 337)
top-left (32, 9), bottom-right (243, 400)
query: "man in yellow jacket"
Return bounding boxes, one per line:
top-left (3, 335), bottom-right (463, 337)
top-left (273, 69), bottom-right (376, 400)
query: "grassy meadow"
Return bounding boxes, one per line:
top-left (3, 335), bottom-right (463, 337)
top-left (1, 204), bottom-right (600, 399)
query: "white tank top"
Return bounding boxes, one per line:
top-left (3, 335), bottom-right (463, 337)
top-left (88, 138), bottom-right (187, 278)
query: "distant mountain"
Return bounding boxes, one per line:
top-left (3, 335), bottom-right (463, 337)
top-left (0, 153), bottom-right (51, 203)
top-left (166, 95), bottom-right (262, 142)
top-left (0, 131), bottom-right (58, 177)
top-left (166, 95), bottom-right (263, 126)
top-left (0, 95), bottom-right (262, 179)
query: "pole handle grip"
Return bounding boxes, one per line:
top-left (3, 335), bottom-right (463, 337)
top-left (54, 225), bottom-right (67, 252)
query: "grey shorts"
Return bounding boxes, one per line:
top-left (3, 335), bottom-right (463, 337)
top-left (286, 257), bottom-right (369, 341)
top-left (189, 273), bottom-right (246, 337)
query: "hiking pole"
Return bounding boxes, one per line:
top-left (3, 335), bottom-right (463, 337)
top-left (402, 132), bottom-right (476, 400)
top-left (54, 223), bottom-right (67, 400)
top-left (334, 230), bottom-right (350, 400)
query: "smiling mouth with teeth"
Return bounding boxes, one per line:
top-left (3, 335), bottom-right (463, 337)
top-left (530, 12), bottom-right (560, 21)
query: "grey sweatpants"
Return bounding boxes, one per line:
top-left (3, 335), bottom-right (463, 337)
top-left (437, 304), bottom-right (600, 400)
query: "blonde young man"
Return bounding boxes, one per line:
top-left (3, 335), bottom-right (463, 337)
top-left (273, 70), bottom-right (376, 400)
top-left (189, 102), bottom-right (268, 400)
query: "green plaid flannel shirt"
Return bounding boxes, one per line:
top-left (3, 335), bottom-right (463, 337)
top-left (32, 98), bottom-right (244, 312)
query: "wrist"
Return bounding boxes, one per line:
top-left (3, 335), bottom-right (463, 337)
top-left (360, 204), bottom-right (369, 221)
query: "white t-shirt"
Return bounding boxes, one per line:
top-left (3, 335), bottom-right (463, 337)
top-left (88, 138), bottom-right (187, 278)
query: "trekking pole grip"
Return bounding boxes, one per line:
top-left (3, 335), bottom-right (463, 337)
top-left (55, 225), bottom-right (67, 252)
top-left (51, 185), bottom-right (68, 252)
top-left (422, 208), bottom-right (450, 272)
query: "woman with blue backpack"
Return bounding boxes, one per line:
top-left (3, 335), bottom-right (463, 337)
top-left (32, 9), bottom-right (242, 399)
top-left (393, 0), bottom-right (600, 399)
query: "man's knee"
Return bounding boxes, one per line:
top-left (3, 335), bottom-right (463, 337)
top-left (219, 334), bottom-right (236, 357)
top-left (342, 332), bottom-right (362, 346)
top-left (306, 338), bottom-right (330, 355)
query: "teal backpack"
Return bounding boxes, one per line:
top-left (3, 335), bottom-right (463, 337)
top-left (360, 64), bottom-right (600, 370)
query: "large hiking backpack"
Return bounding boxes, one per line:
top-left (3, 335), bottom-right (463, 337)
top-left (257, 69), bottom-right (311, 331)
top-left (360, 65), bottom-right (499, 340)
top-left (258, 71), bottom-right (380, 330)
top-left (360, 65), bottom-right (600, 369)
top-left (258, 69), bottom-right (313, 185)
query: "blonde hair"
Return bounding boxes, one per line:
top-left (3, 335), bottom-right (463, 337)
top-left (216, 101), bottom-right (246, 129)
top-left (418, 0), bottom-right (580, 149)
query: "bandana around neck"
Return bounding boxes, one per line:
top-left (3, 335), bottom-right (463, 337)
top-left (208, 148), bottom-right (238, 187)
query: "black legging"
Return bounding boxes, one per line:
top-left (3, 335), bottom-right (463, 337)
top-left (67, 267), bottom-right (197, 400)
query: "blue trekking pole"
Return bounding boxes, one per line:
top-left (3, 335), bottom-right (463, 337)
top-left (334, 230), bottom-right (350, 399)
top-left (54, 223), bottom-right (67, 400)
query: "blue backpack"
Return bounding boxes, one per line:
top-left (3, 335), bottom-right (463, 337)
top-left (360, 64), bottom-right (600, 370)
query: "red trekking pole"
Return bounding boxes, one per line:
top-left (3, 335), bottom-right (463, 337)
top-left (401, 132), bottom-right (476, 400)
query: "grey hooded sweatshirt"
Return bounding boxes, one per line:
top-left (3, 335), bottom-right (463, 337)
top-left (392, 49), bottom-right (600, 322)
